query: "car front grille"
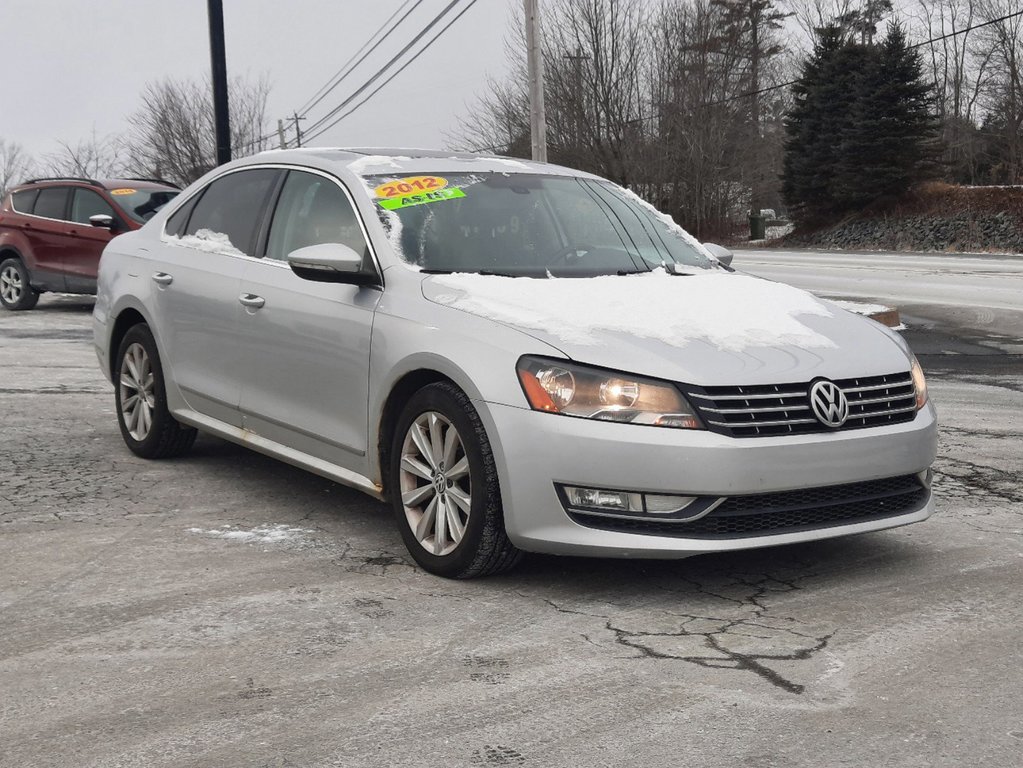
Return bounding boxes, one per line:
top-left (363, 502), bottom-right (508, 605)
top-left (682, 371), bottom-right (917, 438)
top-left (567, 474), bottom-right (929, 539)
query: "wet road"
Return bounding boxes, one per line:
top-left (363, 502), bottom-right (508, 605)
top-left (737, 248), bottom-right (1023, 316)
top-left (1, 287), bottom-right (1021, 768)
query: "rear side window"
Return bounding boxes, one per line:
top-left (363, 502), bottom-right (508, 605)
top-left (11, 188), bottom-right (39, 214)
top-left (165, 195), bottom-right (199, 237)
top-left (33, 187), bottom-right (69, 220)
top-left (183, 169), bottom-right (279, 257)
top-left (71, 189), bottom-right (116, 225)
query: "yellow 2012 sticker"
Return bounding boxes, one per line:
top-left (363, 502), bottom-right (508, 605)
top-left (374, 176), bottom-right (448, 199)
top-left (110, 188), bottom-right (137, 195)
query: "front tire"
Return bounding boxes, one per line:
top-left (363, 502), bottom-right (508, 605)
top-left (390, 382), bottom-right (522, 578)
top-left (0, 258), bottom-right (40, 311)
top-left (115, 324), bottom-right (197, 459)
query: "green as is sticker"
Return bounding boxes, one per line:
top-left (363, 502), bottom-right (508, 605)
top-left (378, 187), bottom-right (465, 210)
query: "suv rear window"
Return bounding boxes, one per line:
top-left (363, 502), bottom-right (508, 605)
top-left (11, 188), bottom-right (39, 214)
top-left (110, 188), bottom-right (179, 223)
top-left (33, 187), bottom-right (69, 220)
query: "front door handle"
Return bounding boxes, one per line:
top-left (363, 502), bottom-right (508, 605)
top-left (152, 272), bottom-right (173, 286)
top-left (238, 293), bottom-right (265, 309)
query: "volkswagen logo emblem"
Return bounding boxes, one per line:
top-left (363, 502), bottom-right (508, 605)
top-left (808, 379), bottom-right (850, 428)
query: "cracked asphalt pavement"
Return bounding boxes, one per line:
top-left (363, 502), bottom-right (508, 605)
top-left (2, 292), bottom-right (1021, 768)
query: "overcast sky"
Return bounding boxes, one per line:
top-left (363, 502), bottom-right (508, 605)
top-left (2, 0), bottom-right (520, 162)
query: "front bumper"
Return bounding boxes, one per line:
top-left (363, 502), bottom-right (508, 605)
top-left (479, 400), bottom-right (938, 558)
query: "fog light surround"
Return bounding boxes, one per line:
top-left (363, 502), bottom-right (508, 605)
top-left (559, 484), bottom-right (725, 522)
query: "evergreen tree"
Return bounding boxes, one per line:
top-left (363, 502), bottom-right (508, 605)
top-left (782, 26), bottom-right (858, 220)
top-left (783, 23), bottom-right (942, 223)
top-left (834, 24), bottom-right (941, 208)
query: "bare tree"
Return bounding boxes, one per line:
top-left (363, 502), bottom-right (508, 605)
top-left (975, 0), bottom-right (1023, 183)
top-left (0, 139), bottom-right (35, 194)
top-left (785, 0), bottom-right (858, 44)
top-left (910, 0), bottom-right (993, 182)
top-left (42, 129), bottom-right (129, 179)
top-left (127, 75), bottom-right (272, 186)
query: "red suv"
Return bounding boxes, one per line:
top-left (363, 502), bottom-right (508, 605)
top-left (0, 177), bottom-right (179, 310)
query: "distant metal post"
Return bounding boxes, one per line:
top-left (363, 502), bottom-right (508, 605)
top-left (207, 0), bottom-right (231, 165)
top-left (524, 0), bottom-right (547, 163)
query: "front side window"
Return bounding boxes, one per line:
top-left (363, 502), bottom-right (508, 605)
top-left (365, 173), bottom-right (715, 277)
top-left (71, 189), bottom-right (116, 225)
top-left (266, 171), bottom-right (369, 262)
top-left (33, 187), bottom-right (69, 220)
top-left (181, 169), bottom-right (279, 257)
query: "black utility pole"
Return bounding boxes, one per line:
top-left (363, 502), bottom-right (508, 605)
top-left (207, 0), bottom-right (231, 165)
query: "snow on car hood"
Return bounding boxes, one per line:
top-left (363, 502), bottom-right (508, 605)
top-left (422, 270), bottom-right (911, 386)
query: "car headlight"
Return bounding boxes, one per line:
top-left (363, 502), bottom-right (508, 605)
top-left (910, 354), bottom-right (928, 409)
top-left (516, 356), bottom-right (703, 429)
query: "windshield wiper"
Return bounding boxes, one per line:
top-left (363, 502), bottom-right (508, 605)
top-left (477, 269), bottom-right (522, 277)
top-left (663, 263), bottom-right (703, 276)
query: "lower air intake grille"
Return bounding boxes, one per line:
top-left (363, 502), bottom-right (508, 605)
top-left (567, 474), bottom-right (928, 539)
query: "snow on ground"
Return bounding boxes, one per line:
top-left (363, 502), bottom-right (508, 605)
top-left (829, 299), bottom-right (893, 315)
top-left (428, 269), bottom-right (837, 352)
top-left (188, 524), bottom-right (314, 546)
top-left (765, 223), bottom-right (795, 240)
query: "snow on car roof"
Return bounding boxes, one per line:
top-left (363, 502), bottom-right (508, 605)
top-left (254, 146), bottom-right (597, 179)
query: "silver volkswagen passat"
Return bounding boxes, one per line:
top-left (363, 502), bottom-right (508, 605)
top-left (93, 148), bottom-right (937, 578)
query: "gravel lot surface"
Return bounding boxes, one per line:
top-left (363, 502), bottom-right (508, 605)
top-left (2, 294), bottom-right (1021, 768)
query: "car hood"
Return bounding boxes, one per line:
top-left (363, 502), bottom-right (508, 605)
top-left (420, 270), bottom-right (910, 386)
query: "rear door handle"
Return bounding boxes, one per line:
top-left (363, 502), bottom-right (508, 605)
top-left (152, 272), bottom-right (174, 286)
top-left (238, 293), bottom-right (265, 309)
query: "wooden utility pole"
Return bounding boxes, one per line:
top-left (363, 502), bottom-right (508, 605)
top-left (292, 112), bottom-right (306, 148)
top-left (524, 0), bottom-right (547, 163)
top-left (206, 0), bottom-right (231, 165)
top-left (278, 119), bottom-right (287, 149)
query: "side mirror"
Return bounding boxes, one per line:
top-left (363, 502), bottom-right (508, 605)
top-left (90, 214), bottom-right (116, 230)
top-left (703, 242), bottom-right (734, 267)
top-left (286, 242), bottom-right (377, 285)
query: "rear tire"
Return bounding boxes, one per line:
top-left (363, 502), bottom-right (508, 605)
top-left (115, 324), bottom-right (197, 459)
top-left (0, 258), bottom-right (40, 311)
top-left (390, 382), bottom-right (522, 578)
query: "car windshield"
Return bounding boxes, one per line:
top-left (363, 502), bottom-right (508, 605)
top-left (365, 173), bottom-right (717, 277)
top-left (109, 188), bottom-right (179, 223)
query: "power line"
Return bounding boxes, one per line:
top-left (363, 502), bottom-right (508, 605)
top-left (295, 0), bottom-right (420, 119)
top-left (301, 0), bottom-right (465, 140)
top-left (304, 0), bottom-right (481, 143)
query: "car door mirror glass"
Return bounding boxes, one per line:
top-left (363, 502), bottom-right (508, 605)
top-left (90, 214), bottom-right (115, 230)
top-left (702, 242), bottom-right (734, 267)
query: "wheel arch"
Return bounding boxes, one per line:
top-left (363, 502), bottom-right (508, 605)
top-left (108, 306), bottom-right (150, 381)
top-left (0, 244), bottom-right (24, 262)
top-left (376, 368), bottom-right (462, 501)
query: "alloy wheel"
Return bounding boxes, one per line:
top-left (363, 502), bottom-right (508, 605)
top-left (398, 411), bottom-right (472, 556)
top-left (119, 342), bottom-right (156, 441)
top-left (0, 264), bottom-right (23, 305)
